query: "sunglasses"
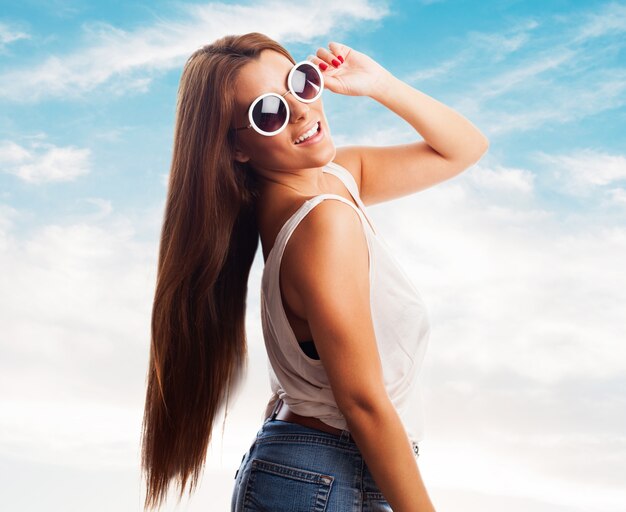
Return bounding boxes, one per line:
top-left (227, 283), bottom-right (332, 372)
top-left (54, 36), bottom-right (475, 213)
top-left (232, 60), bottom-right (324, 137)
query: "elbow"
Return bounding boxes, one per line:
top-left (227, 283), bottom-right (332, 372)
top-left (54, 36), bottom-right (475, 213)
top-left (337, 387), bottom-right (390, 421)
top-left (480, 136), bottom-right (490, 154)
top-left (339, 393), bottom-right (397, 436)
top-left (480, 135), bottom-right (489, 150)
top-left (473, 134), bottom-right (490, 158)
top-left (465, 136), bottom-right (490, 165)
top-left (448, 135), bottom-right (489, 169)
top-left (447, 142), bottom-right (489, 175)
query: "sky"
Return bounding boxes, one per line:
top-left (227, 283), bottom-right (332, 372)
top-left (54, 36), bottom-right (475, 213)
top-left (1, 0), bottom-right (625, 510)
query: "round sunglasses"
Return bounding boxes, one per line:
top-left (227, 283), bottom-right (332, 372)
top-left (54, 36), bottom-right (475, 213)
top-left (232, 60), bottom-right (324, 137)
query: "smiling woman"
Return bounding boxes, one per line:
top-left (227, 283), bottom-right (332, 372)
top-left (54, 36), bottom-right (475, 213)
top-left (228, 47), bottom-right (336, 170)
top-left (140, 30), bottom-right (470, 512)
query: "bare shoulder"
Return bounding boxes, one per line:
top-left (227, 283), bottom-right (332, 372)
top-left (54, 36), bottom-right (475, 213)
top-left (280, 197), bottom-right (369, 326)
top-left (282, 197), bottom-right (367, 290)
top-left (332, 146), bottom-right (363, 194)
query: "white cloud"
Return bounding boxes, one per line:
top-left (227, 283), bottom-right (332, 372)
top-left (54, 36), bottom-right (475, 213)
top-left (570, 1), bottom-right (626, 42)
top-left (0, 21), bottom-right (30, 50)
top-left (535, 148), bottom-right (626, 198)
top-left (607, 187), bottom-right (626, 204)
top-left (480, 67), bottom-right (626, 135)
top-left (476, 49), bottom-right (578, 102)
top-left (332, 122), bottom-right (412, 146)
top-left (464, 162), bottom-right (535, 194)
top-left (0, 204), bottom-right (159, 466)
top-left (403, 55), bottom-right (464, 83)
top-left (0, 139), bottom-right (91, 183)
top-left (466, 19), bottom-right (540, 60)
top-left (0, 0), bottom-right (389, 102)
top-left (76, 197), bottom-right (114, 220)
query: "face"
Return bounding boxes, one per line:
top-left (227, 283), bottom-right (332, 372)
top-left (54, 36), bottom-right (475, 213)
top-left (231, 49), bottom-right (335, 173)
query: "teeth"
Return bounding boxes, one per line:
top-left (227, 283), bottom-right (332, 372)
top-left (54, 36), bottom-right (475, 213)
top-left (294, 122), bottom-right (319, 144)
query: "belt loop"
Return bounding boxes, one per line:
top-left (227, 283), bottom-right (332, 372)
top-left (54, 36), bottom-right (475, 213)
top-left (339, 428), bottom-right (351, 444)
top-left (269, 397), bottom-right (284, 421)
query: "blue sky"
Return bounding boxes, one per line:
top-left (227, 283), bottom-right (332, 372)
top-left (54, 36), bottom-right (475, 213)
top-left (1, 1), bottom-right (625, 511)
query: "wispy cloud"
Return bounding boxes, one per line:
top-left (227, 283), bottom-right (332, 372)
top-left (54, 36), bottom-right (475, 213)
top-left (569, 0), bottom-right (626, 42)
top-left (466, 19), bottom-right (540, 62)
top-left (536, 148), bottom-right (626, 201)
top-left (476, 48), bottom-right (577, 101)
top-left (0, 0), bottom-right (389, 102)
top-left (0, 21), bottom-right (30, 51)
top-left (0, 139), bottom-right (91, 183)
top-left (404, 54), bottom-right (466, 83)
top-left (403, 18), bottom-right (541, 84)
top-left (464, 162), bottom-right (535, 195)
top-left (405, 3), bottom-right (626, 136)
top-left (607, 186), bottom-right (626, 204)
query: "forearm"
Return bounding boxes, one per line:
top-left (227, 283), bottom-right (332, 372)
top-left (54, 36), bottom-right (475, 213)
top-left (343, 398), bottom-right (436, 512)
top-left (370, 70), bottom-right (489, 162)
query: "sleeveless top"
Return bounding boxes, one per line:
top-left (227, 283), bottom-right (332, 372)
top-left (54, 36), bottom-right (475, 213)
top-left (259, 160), bottom-right (431, 446)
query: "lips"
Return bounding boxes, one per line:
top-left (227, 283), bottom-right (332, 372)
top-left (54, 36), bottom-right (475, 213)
top-left (293, 120), bottom-right (320, 144)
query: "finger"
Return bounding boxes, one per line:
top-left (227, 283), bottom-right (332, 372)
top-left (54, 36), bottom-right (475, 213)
top-left (328, 41), bottom-right (349, 63)
top-left (316, 47), bottom-right (343, 68)
top-left (306, 54), bottom-right (331, 72)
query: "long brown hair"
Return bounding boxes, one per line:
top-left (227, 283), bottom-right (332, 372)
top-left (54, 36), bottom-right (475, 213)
top-left (140, 32), bottom-right (296, 510)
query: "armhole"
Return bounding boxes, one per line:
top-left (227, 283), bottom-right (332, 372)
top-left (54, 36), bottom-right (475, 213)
top-left (273, 195), bottom-right (374, 364)
top-left (280, 194), bottom-right (373, 290)
top-left (326, 160), bottom-right (362, 198)
top-left (325, 162), bottom-right (377, 236)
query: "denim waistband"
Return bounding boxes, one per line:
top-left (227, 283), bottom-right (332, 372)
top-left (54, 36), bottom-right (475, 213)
top-left (263, 398), bottom-right (355, 440)
top-left (261, 398), bottom-right (419, 457)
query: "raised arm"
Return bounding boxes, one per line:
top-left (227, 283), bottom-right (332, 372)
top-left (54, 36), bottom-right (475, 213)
top-left (281, 199), bottom-right (437, 512)
top-left (349, 72), bottom-right (489, 206)
top-left (310, 40), bottom-right (489, 206)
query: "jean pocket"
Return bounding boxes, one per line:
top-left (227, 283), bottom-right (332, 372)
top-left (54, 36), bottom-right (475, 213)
top-left (242, 458), bottom-right (334, 512)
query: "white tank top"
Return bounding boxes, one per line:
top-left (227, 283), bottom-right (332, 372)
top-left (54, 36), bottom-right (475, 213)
top-left (260, 160), bottom-right (431, 445)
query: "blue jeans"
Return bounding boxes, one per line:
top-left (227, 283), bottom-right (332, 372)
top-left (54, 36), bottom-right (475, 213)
top-left (231, 412), bottom-right (419, 511)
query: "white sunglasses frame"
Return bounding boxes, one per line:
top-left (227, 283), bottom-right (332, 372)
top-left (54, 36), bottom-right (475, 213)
top-left (232, 60), bottom-right (325, 137)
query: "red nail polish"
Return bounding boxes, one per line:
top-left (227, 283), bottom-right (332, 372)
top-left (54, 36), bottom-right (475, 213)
top-left (319, 62), bottom-right (328, 70)
top-left (331, 58), bottom-right (340, 67)
top-left (337, 55), bottom-right (344, 63)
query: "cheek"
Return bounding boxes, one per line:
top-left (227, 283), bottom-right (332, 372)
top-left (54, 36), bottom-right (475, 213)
top-left (248, 135), bottom-right (293, 163)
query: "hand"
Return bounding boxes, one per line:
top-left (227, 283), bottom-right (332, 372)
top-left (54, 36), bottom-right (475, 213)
top-left (307, 41), bottom-right (393, 98)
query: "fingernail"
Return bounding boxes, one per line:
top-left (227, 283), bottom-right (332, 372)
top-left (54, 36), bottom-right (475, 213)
top-left (337, 55), bottom-right (344, 63)
top-left (331, 58), bottom-right (340, 67)
top-left (319, 62), bottom-right (328, 70)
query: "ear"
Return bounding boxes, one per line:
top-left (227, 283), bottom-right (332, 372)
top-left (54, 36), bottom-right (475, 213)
top-left (233, 147), bottom-right (251, 163)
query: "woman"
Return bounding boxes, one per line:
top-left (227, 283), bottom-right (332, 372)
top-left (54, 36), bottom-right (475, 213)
top-left (141, 32), bottom-right (488, 512)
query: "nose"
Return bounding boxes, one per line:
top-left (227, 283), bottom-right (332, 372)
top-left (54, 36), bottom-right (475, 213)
top-left (286, 93), bottom-right (311, 124)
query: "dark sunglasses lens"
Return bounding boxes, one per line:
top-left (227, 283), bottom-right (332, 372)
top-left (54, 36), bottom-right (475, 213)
top-left (251, 95), bottom-right (287, 133)
top-left (291, 63), bottom-right (322, 100)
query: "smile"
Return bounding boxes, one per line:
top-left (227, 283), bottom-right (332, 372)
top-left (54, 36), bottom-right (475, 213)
top-left (293, 121), bottom-right (323, 146)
